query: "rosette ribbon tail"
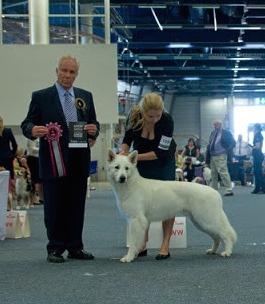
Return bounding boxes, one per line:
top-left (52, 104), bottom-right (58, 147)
top-left (52, 141), bottom-right (66, 177)
top-left (45, 123), bottom-right (66, 178)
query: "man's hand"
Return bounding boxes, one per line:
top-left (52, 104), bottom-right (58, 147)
top-left (32, 126), bottom-right (48, 138)
top-left (84, 124), bottom-right (97, 137)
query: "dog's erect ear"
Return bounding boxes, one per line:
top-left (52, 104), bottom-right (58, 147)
top-left (108, 149), bottom-right (116, 163)
top-left (128, 150), bottom-right (138, 165)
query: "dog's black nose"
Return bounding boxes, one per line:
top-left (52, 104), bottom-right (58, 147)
top-left (119, 175), bottom-right (126, 183)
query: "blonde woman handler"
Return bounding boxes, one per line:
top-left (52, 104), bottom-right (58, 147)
top-left (120, 93), bottom-right (176, 260)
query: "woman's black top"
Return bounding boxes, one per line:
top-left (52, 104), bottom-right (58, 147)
top-left (123, 112), bottom-right (176, 180)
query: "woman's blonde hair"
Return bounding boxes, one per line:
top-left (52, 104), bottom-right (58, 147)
top-left (128, 93), bottom-right (164, 130)
top-left (16, 146), bottom-right (25, 157)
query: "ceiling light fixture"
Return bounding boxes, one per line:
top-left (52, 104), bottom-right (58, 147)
top-left (168, 43), bottom-right (191, 48)
top-left (183, 77), bottom-right (201, 81)
top-left (213, 8), bottom-right (217, 32)
top-left (150, 7), bottom-right (163, 31)
top-left (139, 5), bottom-right (167, 8)
top-left (192, 5), bottom-right (220, 9)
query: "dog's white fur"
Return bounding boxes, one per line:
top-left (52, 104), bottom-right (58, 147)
top-left (108, 149), bottom-right (237, 263)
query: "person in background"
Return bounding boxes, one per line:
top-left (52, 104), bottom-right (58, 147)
top-left (181, 138), bottom-right (200, 163)
top-left (251, 123), bottom-right (265, 194)
top-left (175, 145), bottom-right (184, 168)
top-left (21, 55), bottom-right (100, 263)
top-left (175, 146), bottom-right (184, 181)
top-left (0, 116), bottom-right (18, 198)
top-left (27, 138), bottom-right (43, 205)
top-left (13, 146), bottom-right (30, 176)
top-left (206, 119), bottom-right (236, 196)
top-left (120, 92), bottom-right (176, 260)
top-left (233, 134), bottom-right (251, 186)
top-left (181, 157), bottom-right (195, 182)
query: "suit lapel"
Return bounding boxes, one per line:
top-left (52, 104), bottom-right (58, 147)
top-left (74, 88), bottom-right (85, 122)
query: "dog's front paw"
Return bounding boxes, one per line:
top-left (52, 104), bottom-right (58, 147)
top-left (120, 255), bottom-right (134, 263)
top-left (220, 250), bottom-right (232, 258)
top-left (206, 249), bottom-right (216, 255)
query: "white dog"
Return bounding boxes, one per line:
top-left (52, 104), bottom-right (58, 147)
top-left (108, 149), bottom-right (237, 263)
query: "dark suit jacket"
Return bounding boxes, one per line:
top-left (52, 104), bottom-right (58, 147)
top-left (21, 85), bottom-right (100, 179)
top-left (206, 128), bottom-right (236, 164)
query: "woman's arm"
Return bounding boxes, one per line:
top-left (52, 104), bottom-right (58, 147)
top-left (13, 158), bottom-right (23, 172)
top-left (21, 157), bottom-right (30, 172)
top-left (181, 148), bottom-right (186, 158)
top-left (252, 142), bottom-right (261, 150)
top-left (196, 148), bottom-right (200, 159)
top-left (138, 151), bottom-right (157, 161)
top-left (121, 144), bottom-right (157, 161)
top-left (120, 143), bottom-right (130, 155)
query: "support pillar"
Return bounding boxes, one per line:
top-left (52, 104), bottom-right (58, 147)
top-left (29, 0), bottom-right (49, 44)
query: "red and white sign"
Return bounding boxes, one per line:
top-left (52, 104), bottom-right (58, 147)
top-left (127, 217), bottom-right (187, 249)
top-left (5, 211), bottom-right (30, 239)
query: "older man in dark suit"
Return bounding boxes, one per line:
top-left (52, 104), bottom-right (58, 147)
top-left (21, 55), bottom-right (100, 263)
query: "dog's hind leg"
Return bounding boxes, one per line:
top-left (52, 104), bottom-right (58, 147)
top-left (24, 196), bottom-right (29, 209)
top-left (220, 235), bottom-right (233, 257)
top-left (219, 211), bottom-right (237, 257)
top-left (121, 217), bottom-right (149, 263)
top-left (188, 215), bottom-right (221, 255)
top-left (206, 236), bottom-right (220, 255)
top-left (16, 196), bottom-right (21, 210)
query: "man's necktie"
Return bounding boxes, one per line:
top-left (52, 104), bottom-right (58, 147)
top-left (210, 131), bottom-right (218, 152)
top-left (239, 142), bottom-right (241, 155)
top-left (64, 91), bottom-right (76, 126)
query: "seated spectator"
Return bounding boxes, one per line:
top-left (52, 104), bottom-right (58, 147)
top-left (182, 157), bottom-right (195, 182)
top-left (181, 138), bottom-right (200, 164)
top-left (13, 147), bottom-right (30, 177)
top-left (174, 147), bottom-right (184, 168)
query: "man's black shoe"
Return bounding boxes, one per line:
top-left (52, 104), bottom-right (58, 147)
top-left (47, 252), bottom-right (65, 263)
top-left (67, 250), bottom-right (95, 260)
top-left (251, 189), bottom-right (262, 194)
top-left (224, 192), bottom-right (234, 196)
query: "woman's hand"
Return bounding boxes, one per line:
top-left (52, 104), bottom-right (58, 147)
top-left (119, 150), bottom-right (129, 156)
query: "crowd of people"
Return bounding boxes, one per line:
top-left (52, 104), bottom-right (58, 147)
top-left (174, 120), bottom-right (265, 195)
top-left (175, 119), bottom-right (265, 196)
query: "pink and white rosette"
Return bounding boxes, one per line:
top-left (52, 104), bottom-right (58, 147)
top-left (45, 123), bottom-right (66, 177)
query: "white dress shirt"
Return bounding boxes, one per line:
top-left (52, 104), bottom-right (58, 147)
top-left (233, 140), bottom-right (251, 157)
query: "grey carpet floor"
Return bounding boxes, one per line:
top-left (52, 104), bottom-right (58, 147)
top-left (1, 186), bottom-right (265, 304)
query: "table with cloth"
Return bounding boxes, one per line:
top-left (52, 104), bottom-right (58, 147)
top-left (0, 170), bottom-right (10, 240)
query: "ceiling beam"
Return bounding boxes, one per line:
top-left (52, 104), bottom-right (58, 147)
top-left (119, 54), bottom-right (265, 61)
top-left (113, 24), bottom-right (265, 30)
top-left (118, 42), bottom-right (265, 49)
